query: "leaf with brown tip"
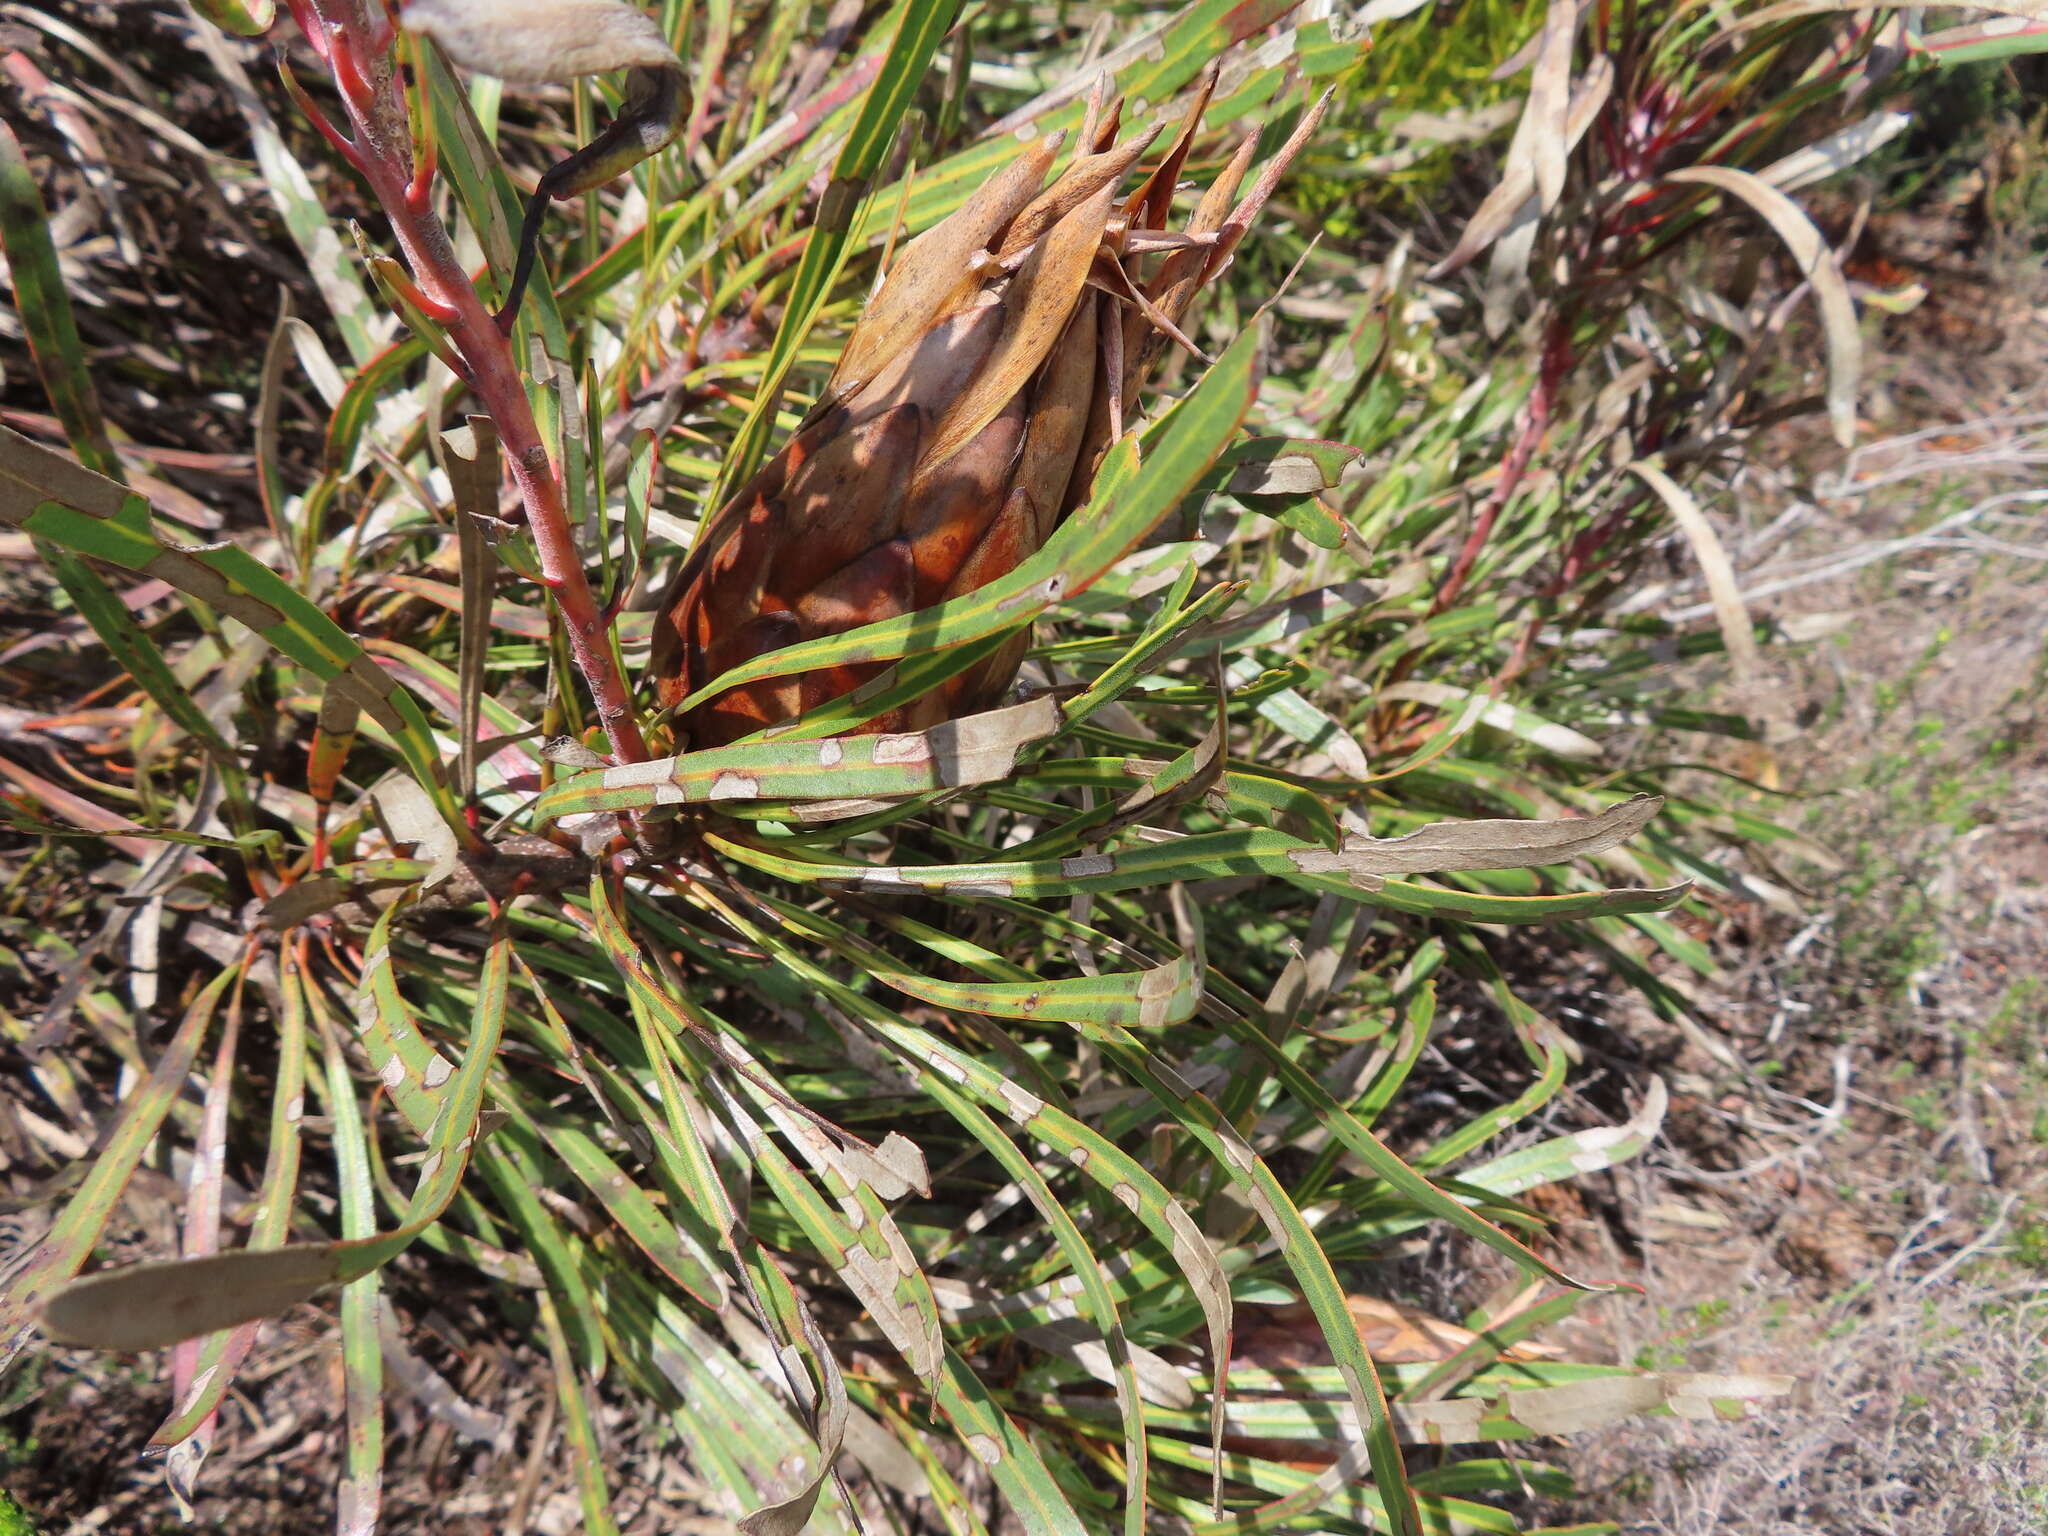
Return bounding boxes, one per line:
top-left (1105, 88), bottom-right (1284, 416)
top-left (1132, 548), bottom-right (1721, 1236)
top-left (1201, 88), bottom-right (1336, 286)
top-left (1121, 65), bottom-right (1217, 228)
top-left (1122, 130), bottom-right (1256, 402)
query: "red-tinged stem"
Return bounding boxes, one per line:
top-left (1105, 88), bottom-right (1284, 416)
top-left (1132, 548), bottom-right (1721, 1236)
top-left (1432, 314), bottom-right (1574, 615)
top-left (277, 57), bottom-right (363, 169)
top-left (283, 0), bottom-right (329, 57)
top-left (295, 0), bottom-right (650, 765)
top-left (1500, 506), bottom-right (1630, 684)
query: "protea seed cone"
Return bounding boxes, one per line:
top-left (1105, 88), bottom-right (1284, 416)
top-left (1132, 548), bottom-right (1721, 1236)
top-left (650, 78), bottom-right (1323, 748)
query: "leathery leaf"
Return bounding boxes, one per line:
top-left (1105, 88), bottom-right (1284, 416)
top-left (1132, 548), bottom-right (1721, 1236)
top-left (37, 927), bottom-right (513, 1351)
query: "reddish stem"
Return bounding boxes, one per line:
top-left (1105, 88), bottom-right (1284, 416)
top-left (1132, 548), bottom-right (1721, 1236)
top-left (1431, 314), bottom-right (1574, 615)
top-left (282, 0), bottom-right (329, 58)
top-left (293, 0), bottom-right (650, 765)
top-left (1499, 506), bottom-right (1630, 684)
top-left (277, 57), bottom-right (363, 170)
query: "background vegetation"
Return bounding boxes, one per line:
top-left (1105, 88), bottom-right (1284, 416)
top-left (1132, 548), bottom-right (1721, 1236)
top-left (0, 0), bottom-right (2042, 1532)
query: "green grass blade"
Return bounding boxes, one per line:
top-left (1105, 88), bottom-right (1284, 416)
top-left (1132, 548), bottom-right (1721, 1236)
top-left (712, 0), bottom-right (965, 501)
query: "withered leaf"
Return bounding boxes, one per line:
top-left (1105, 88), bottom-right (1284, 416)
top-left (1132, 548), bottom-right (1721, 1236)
top-left (399, 0), bottom-right (677, 83)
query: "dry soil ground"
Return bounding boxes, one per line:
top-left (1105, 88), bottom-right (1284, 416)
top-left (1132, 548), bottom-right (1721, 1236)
top-left (1520, 299), bottom-right (2048, 1534)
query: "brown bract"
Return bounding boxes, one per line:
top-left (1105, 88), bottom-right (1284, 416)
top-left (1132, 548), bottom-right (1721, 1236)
top-left (649, 77), bottom-right (1327, 748)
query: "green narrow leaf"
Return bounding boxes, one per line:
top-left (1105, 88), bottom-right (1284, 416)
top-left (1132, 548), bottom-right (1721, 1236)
top-left (540, 1292), bottom-right (623, 1536)
top-left (1403, 1292), bottom-right (1586, 1405)
top-left (720, 896), bottom-right (1236, 1489)
top-left (512, 1092), bottom-right (728, 1309)
top-left (0, 428), bottom-right (465, 836)
top-left (159, 976), bottom-right (245, 1510)
top-left (709, 812), bottom-right (1682, 918)
top-left (476, 1129), bottom-right (609, 1375)
top-left (0, 125), bottom-right (256, 803)
top-left (539, 697), bottom-right (1063, 817)
top-left (318, 1014), bottom-right (384, 1536)
top-left (150, 952), bottom-right (308, 1444)
top-left (2, 965), bottom-right (238, 1368)
top-left (37, 928), bottom-right (513, 1352)
top-left (0, 122), bottom-right (115, 472)
top-left (1092, 1027), bottom-right (1425, 1536)
top-left (322, 336), bottom-right (428, 473)
top-left (1219, 1010), bottom-right (1628, 1290)
top-left (713, 0), bottom-right (964, 501)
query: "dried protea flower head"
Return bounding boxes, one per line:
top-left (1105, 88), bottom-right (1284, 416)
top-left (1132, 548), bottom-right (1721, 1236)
top-left (651, 76), bottom-right (1326, 748)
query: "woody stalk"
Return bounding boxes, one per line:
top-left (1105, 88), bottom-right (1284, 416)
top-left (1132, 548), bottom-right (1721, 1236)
top-left (276, 0), bottom-right (682, 765)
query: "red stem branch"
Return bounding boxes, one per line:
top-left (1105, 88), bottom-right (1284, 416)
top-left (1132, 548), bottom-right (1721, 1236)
top-left (296, 0), bottom-right (650, 765)
top-left (1431, 314), bottom-right (1574, 616)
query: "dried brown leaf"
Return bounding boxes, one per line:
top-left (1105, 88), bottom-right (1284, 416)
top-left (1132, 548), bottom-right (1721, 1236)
top-left (399, 0), bottom-right (677, 81)
top-left (1667, 165), bottom-right (1860, 447)
top-left (39, 1247), bottom-right (344, 1352)
top-left (1293, 794), bottom-right (1661, 878)
top-left (1628, 460), bottom-right (1760, 686)
top-left (996, 127), bottom-right (1160, 259)
top-left (1528, 0), bottom-right (1581, 209)
top-left (916, 185), bottom-right (1114, 490)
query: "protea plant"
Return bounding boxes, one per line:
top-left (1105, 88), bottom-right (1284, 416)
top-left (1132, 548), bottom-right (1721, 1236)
top-left (650, 79), bottom-right (1324, 746)
top-left (0, 0), bottom-right (1822, 1530)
